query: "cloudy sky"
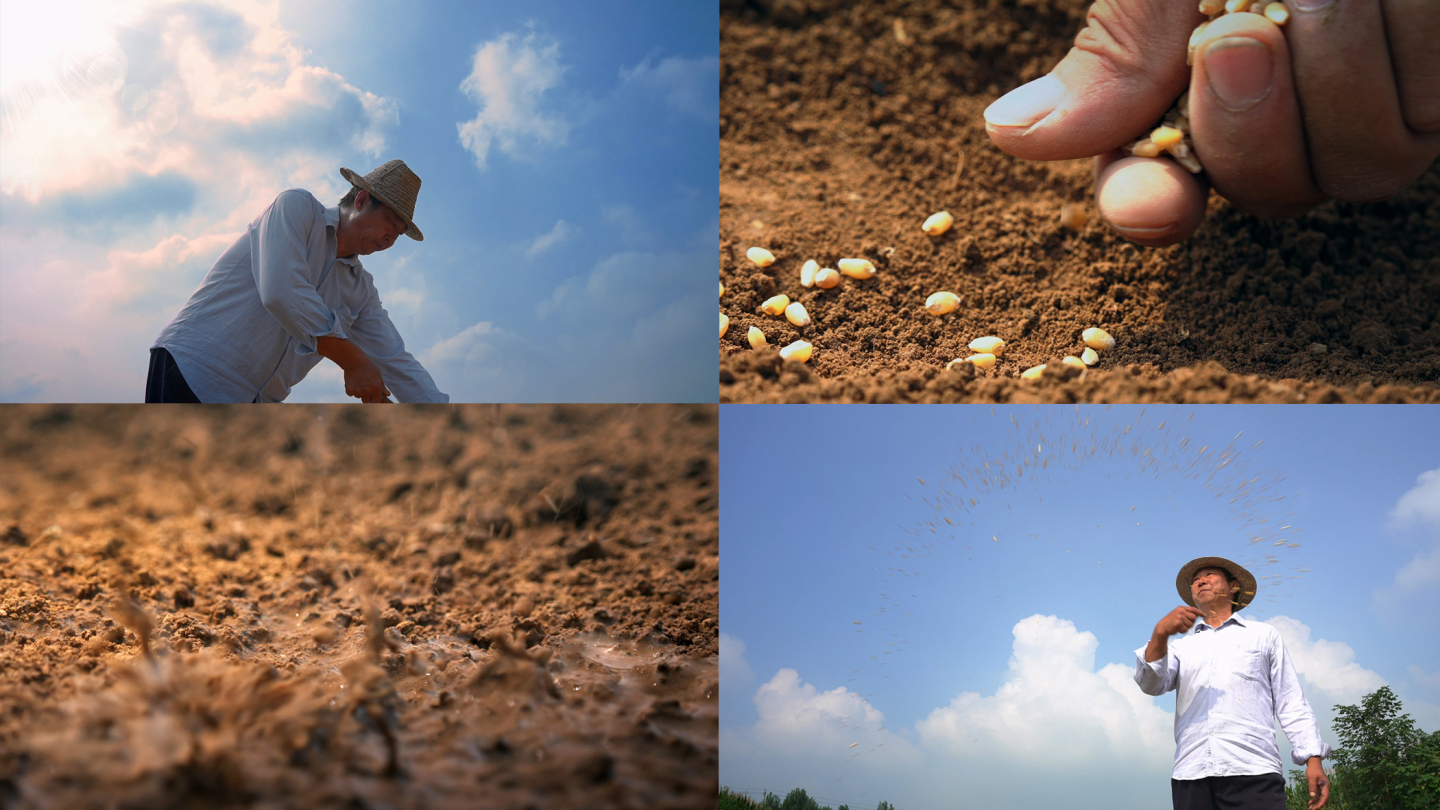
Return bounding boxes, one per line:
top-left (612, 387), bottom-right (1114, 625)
top-left (721, 405), bottom-right (1440, 810)
top-left (0, 0), bottom-right (715, 402)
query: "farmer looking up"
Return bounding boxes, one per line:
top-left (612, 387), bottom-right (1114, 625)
top-left (146, 160), bottom-right (448, 404)
top-left (983, 0), bottom-right (1440, 247)
top-left (1136, 556), bottom-right (1331, 810)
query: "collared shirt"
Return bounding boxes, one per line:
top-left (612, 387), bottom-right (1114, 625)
top-left (152, 189), bottom-right (448, 403)
top-left (1134, 613), bottom-right (1331, 780)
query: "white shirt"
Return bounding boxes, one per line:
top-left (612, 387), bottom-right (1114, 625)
top-left (152, 189), bottom-right (448, 403)
top-left (1134, 613), bottom-right (1331, 780)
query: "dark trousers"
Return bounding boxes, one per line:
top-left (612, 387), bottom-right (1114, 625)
top-left (1173, 773), bottom-right (1286, 810)
top-left (144, 347), bottom-right (202, 403)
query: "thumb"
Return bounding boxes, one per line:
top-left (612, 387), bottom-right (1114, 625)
top-left (984, 0), bottom-right (1203, 161)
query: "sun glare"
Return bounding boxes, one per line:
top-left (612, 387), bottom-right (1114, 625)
top-left (0, 1), bottom-right (128, 97)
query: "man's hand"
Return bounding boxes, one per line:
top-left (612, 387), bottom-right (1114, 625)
top-left (316, 336), bottom-right (392, 403)
top-left (1306, 756), bottom-right (1329, 810)
top-left (983, 0), bottom-right (1440, 247)
top-left (1155, 605), bottom-right (1205, 637)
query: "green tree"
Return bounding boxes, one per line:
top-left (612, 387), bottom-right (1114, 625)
top-left (876, 802), bottom-right (896, 810)
top-left (720, 787), bottom-right (761, 810)
top-left (1285, 686), bottom-right (1439, 810)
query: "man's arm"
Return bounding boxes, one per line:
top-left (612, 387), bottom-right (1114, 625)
top-left (1270, 630), bottom-right (1332, 810)
top-left (342, 290), bottom-right (448, 404)
top-left (1134, 605), bottom-right (1203, 695)
top-left (252, 191), bottom-right (350, 355)
top-left (316, 336), bottom-right (391, 403)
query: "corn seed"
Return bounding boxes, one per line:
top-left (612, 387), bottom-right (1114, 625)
top-left (1083, 327), bottom-right (1116, 351)
top-left (785, 301), bottom-right (811, 327)
top-left (838, 258), bottom-right (877, 279)
top-left (969, 336), bottom-right (1006, 355)
top-left (747, 326), bottom-right (768, 349)
top-left (801, 259), bottom-right (818, 288)
top-left (1081, 347), bottom-right (1099, 366)
top-left (965, 353), bottom-right (997, 370)
top-left (1174, 152), bottom-right (1203, 173)
top-left (1152, 126), bottom-right (1183, 151)
top-left (1059, 204), bottom-right (1087, 230)
top-left (922, 211), bottom-right (954, 237)
top-left (925, 291), bottom-right (961, 316)
top-left (720, 312), bottom-right (729, 338)
top-left (1225, 0), bottom-right (1252, 13)
top-left (747, 247), bottom-right (776, 267)
top-left (1199, 0), bottom-right (1224, 14)
top-left (1020, 364), bottom-right (1047, 380)
top-left (761, 294), bottom-right (790, 316)
top-left (814, 268), bottom-right (841, 289)
top-left (1264, 2), bottom-right (1288, 24)
top-left (720, 281), bottom-right (725, 297)
top-left (779, 340), bottom-right (813, 363)
top-left (1061, 356), bottom-right (1087, 370)
top-left (1132, 138), bottom-right (1162, 158)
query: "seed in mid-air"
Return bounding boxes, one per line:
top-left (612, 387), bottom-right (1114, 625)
top-left (1059, 204), bottom-right (1087, 230)
top-left (925, 292), bottom-right (961, 316)
top-left (746, 247), bottom-right (775, 267)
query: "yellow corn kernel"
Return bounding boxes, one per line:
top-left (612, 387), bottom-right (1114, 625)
top-left (747, 326), bottom-right (768, 349)
top-left (1131, 138), bottom-right (1162, 159)
top-left (720, 281), bottom-right (725, 297)
top-left (1083, 327), bottom-right (1116, 351)
top-left (968, 336), bottom-right (1006, 355)
top-left (747, 247), bottom-right (775, 267)
top-left (800, 259), bottom-right (818, 288)
top-left (965, 353), bottom-right (997, 370)
top-left (785, 301), bottom-right (811, 327)
top-left (1081, 347), bottom-right (1099, 366)
top-left (814, 268), bottom-right (841, 289)
top-left (1020, 364), bottom-right (1047, 380)
top-left (838, 258), bottom-right (877, 279)
top-left (1225, 0), bottom-right (1252, 13)
top-left (1264, 2), bottom-right (1288, 24)
top-left (922, 211), bottom-right (954, 237)
top-left (1151, 126), bottom-right (1183, 151)
top-left (720, 312), bottom-right (729, 338)
top-left (1059, 204), bottom-right (1087, 231)
top-left (761, 294), bottom-right (790, 316)
top-left (925, 291), bottom-right (961, 316)
top-left (1061, 356), bottom-right (1087, 370)
top-left (1199, 0), bottom-right (1224, 14)
top-left (779, 340), bottom-right (813, 363)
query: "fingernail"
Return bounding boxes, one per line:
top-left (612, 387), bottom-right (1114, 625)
top-left (984, 74), bottom-right (1064, 128)
top-left (1204, 37), bottom-right (1273, 112)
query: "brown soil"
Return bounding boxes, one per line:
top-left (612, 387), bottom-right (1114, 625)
top-left (719, 0), bottom-right (1440, 403)
top-left (0, 404), bottom-right (717, 809)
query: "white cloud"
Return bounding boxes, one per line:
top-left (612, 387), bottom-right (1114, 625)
top-left (1391, 468), bottom-right (1440, 527)
top-left (1262, 616), bottom-right (1387, 703)
top-left (619, 54), bottom-right (719, 121)
top-left (1409, 665), bottom-right (1440, 691)
top-left (915, 615), bottom-right (1173, 767)
top-left (418, 321), bottom-right (556, 403)
top-left (524, 219), bottom-right (574, 257)
top-left (720, 633), bottom-right (754, 690)
top-left (456, 30), bottom-right (568, 171)
top-left (752, 669), bottom-right (917, 764)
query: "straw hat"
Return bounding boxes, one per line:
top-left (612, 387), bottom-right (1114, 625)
top-left (1176, 556), bottom-right (1257, 611)
top-left (340, 159), bottom-right (424, 241)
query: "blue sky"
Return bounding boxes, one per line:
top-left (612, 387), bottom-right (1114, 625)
top-left (0, 0), bottom-right (715, 402)
top-left (721, 405), bottom-right (1440, 810)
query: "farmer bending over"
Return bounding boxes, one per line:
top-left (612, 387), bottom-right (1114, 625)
top-left (147, 160), bottom-right (448, 403)
top-left (1136, 556), bottom-right (1330, 810)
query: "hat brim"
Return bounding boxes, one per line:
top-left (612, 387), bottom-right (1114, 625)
top-left (341, 167), bottom-right (423, 241)
top-left (1177, 556), bottom-right (1257, 611)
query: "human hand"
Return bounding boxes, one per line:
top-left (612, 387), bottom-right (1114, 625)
top-left (343, 357), bottom-right (392, 403)
top-left (1306, 757), bottom-right (1329, 809)
top-left (983, 0), bottom-right (1440, 247)
top-left (1154, 605), bottom-right (1205, 637)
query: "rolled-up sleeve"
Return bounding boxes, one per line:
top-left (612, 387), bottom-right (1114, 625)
top-left (1135, 645), bottom-right (1179, 696)
top-left (251, 190), bottom-right (348, 355)
top-left (1271, 632), bottom-right (1332, 764)
top-left (348, 289), bottom-right (449, 404)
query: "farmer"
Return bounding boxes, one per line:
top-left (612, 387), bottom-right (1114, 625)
top-left (1136, 556), bottom-right (1331, 810)
top-left (146, 160), bottom-right (448, 403)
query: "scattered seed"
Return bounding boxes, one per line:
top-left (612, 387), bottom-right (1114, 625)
top-left (747, 326), bottom-right (768, 349)
top-left (814, 268), bottom-right (841, 289)
top-left (922, 211), bottom-right (954, 237)
top-left (1061, 356), bottom-right (1087, 370)
top-left (925, 291), bottom-right (961, 316)
top-left (720, 281), bottom-right (725, 297)
top-left (747, 247), bottom-right (775, 267)
top-left (1264, 2), bottom-right (1288, 24)
top-left (1059, 204), bottom-right (1087, 231)
top-left (785, 301), bottom-right (811, 327)
top-left (720, 312), bottom-right (729, 339)
top-left (969, 336), bottom-right (1006, 355)
top-left (1081, 347), bottom-right (1099, 366)
top-left (1020, 364), bottom-right (1047, 380)
top-left (779, 340), bottom-right (813, 363)
top-left (1082, 327), bottom-right (1116, 351)
top-left (1132, 138), bottom-right (1162, 158)
top-left (1151, 126), bottom-right (1183, 151)
top-left (801, 259), bottom-right (818, 288)
top-left (1199, 0), bottom-right (1224, 13)
top-left (838, 258), bottom-right (877, 279)
top-left (964, 353), bottom-right (997, 370)
top-left (761, 294), bottom-right (790, 316)
top-left (1225, 0), bottom-right (1252, 13)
